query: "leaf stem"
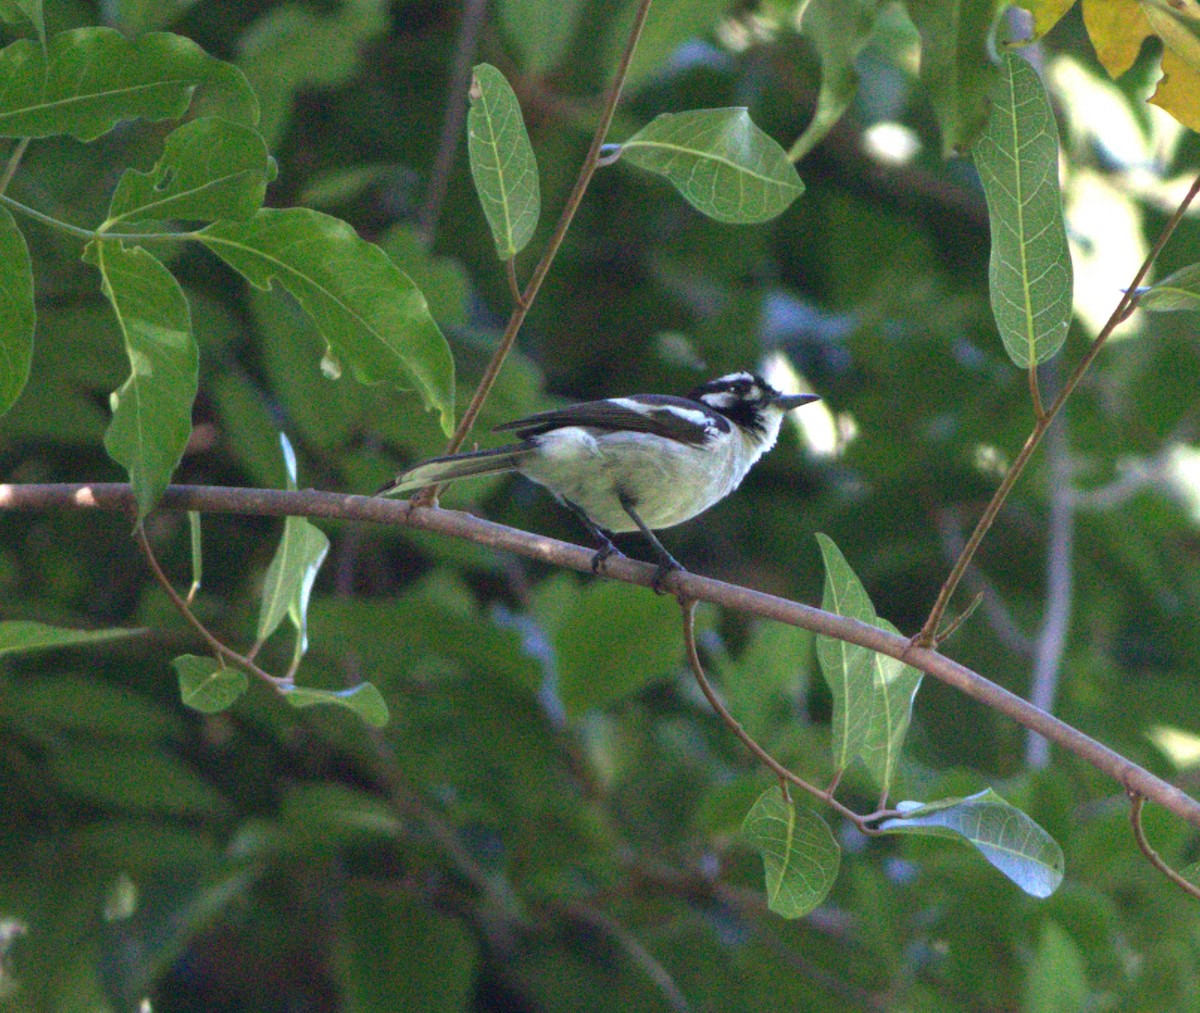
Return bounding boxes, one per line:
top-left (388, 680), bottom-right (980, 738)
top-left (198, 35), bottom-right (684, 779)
top-left (423, 0), bottom-right (656, 494)
top-left (0, 192), bottom-right (200, 243)
top-left (0, 138), bottom-right (30, 196)
top-left (918, 169), bottom-right (1200, 645)
top-left (680, 598), bottom-right (895, 833)
top-left (1128, 791), bottom-right (1200, 902)
top-left (1028, 361), bottom-right (1044, 420)
top-left (135, 525), bottom-right (286, 690)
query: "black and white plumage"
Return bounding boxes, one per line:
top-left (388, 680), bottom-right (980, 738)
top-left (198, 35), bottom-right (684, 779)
top-left (380, 372), bottom-right (818, 584)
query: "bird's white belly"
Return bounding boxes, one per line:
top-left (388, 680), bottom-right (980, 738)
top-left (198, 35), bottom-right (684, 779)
top-left (518, 428), bottom-right (745, 533)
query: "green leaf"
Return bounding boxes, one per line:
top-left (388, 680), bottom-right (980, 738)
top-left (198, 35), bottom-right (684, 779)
top-left (1138, 262), bottom-right (1200, 312)
top-left (282, 682), bottom-right (390, 728)
top-left (0, 0), bottom-right (42, 43)
top-left (467, 63), bottom-right (540, 259)
top-left (617, 108), bottom-right (804, 224)
top-left (48, 741), bottom-right (224, 815)
top-left (554, 579), bottom-right (682, 718)
top-left (108, 0), bottom-right (200, 35)
top-left (105, 117), bottom-right (272, 228)
top-left (815, 532), bottom-right (877, 777)
top-left (236, 0), bottom-right (389, 149)
top-left (85, 241), bottom-right (198, 522)
top-left (257, 516), bottom-right (330, 648)
top-left (0, 28), bottom-right (258, 141)
top-left (197, 208), bottom-right (455, 435)
top-left (1024, 921), bottom-right (1089, 1013)
top-left (0, 203), bottom-right (34, 415)
top-left (790, 0), bottom-right (887, 161)
top-left (860, 617), bottom-right (922, 794)
top-left (742, 785), bottom-right (840, 918)
top-left (610, 0), bottom-right (734, 93)
top-left (900, 0), bottom-right (1006, 154)
top-left (173, 654), bottom-right (248, 714)
top-left (878, 788), bottom-right (1065, 897)
top-left (0, 619), bottom-right (143, 656)
top-left (972, 53), bottom-right (1073, 367)
top-left (4, 673), bottom-right (178, 739)
top-left (499, 0), bottom-right (585, 74)
top-left (334, 888), bottom-right (477, 1012)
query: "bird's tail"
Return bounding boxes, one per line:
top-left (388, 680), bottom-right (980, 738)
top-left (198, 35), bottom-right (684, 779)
top-left (377, 445), bottom-right (531, 496)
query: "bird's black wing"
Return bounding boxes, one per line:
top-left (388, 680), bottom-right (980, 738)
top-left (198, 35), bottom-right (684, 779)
top-left (494, 395), bottom-right (729, 446)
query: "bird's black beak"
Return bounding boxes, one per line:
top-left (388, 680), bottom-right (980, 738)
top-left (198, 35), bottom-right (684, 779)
top-left (773, 393), bottom-right (820, 411)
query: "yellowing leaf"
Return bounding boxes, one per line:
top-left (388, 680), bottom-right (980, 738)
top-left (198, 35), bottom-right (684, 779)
top-left (1082, 0), bottom-right (1200, 131)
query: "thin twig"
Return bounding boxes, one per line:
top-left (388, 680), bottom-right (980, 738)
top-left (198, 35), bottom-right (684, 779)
top-left (679, 597), bottom-right (895, 832)
top-left (553, 901), bottom-right (692, 1012)
top-left (7, 480), bottom-right (1200, 833)
top-left (919, 169), bottom-right (1200, 645)
top-left (415, 0), bottom-right (489, 248)
top-left (422, 0), bottom-right (656, 500)
top-left (134, 525), bottom-right (285, 690)
top-left (1128, 792), bottom-right (1200, 902)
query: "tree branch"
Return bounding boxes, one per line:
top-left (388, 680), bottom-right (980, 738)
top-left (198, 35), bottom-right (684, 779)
top-left (5, 480), bottom-right (1200, 832)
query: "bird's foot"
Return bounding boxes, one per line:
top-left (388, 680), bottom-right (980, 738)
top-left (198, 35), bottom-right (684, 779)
top-left (591, 540), bottom-right (625, 575)
top-left (650, 555), bottom-right (685, 595)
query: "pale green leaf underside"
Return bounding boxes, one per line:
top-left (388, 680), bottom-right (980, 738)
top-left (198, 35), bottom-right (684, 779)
top-left (742, 785), bottom-right (840, 918)
top-left (620, 108), bottom-right (804, 224)
top-left (467, 63), bottom-right (540, 259)
top-left (0, 203), bottom-right (34, 415)
top-left (86, 241), bottom-right (198, 522)
top-left (198, 208), bottom-right (455, 434)
top-left (972, 53), bottom-right (1072, 367)
top-left (879, 788), bottom-right (1064, 897)
top-left (106, 117), bottom-right (272, 227)
top-left (173, 654), bottom-right (249, 714)
top-left (284, 682), bottom-right (390, 728)
top-left (0, 619), bottom-right (144, 656)
top-left (257, 516), bottom-right (330, 649)
top-left (815, 532), bottom-right (877, 776)
top-left (0, 27), bottom-right (258, 140)
top-left (1139, 262), bottom-right (1200, 312)
top-left (860, 616), bottom-right (922, 793)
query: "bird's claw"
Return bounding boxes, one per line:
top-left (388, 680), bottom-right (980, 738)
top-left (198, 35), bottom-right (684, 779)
top-left (651, 558), bottom-right (684, 595)
top-left (591, 543), bottom-right (625, 575)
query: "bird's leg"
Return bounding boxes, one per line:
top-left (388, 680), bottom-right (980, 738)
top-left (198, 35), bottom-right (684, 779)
top-left (561, 498), bottom-right (624, 574)
top-left (619, 493), bottom-right (684, 594)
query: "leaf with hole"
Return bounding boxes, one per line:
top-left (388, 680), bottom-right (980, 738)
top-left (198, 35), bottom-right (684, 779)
top-left (972, 53), bottom-right (1072, 367)
top-left (106, 117), bottom-right (272, 227)
top-left (742, 785), bottom-right (840, 918)
top-left (467, 63), bottom-right (540, 259)
top-left (879, 788), bottom-right (1064, 897)
top-left (618, 108), bottom-right (803, 224)
top-left (198, 208), bottom-right (455, 434)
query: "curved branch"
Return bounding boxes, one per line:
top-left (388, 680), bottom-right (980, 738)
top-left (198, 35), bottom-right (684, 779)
top-left (4, 480), bottom-right (1200, 831)
top-left (1128, 792), bottom-right (1200, 902)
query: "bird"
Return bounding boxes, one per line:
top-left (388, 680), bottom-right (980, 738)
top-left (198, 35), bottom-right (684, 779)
top-left (379, 371), bottom-right (819, 588)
